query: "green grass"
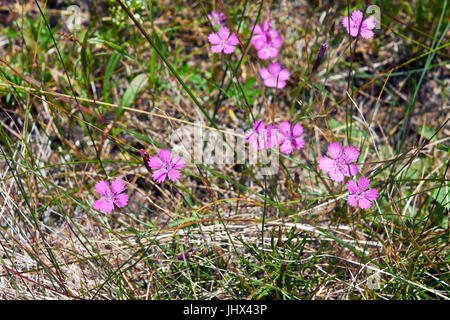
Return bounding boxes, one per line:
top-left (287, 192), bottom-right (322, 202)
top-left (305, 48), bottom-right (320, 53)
top-left (0, 0), bottom-right (448, 299)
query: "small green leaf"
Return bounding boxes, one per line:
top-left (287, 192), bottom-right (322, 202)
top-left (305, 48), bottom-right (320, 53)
top-left (103, 52), bottom-right (121, 102)
top-left (437, 144), bottom-right (449, 152)
top-left (88, 38), bottom-right (136, 62)
top-left (417, 125), bottom-right (438, 141)
top-left (121, 74), bottom-right (148, 108)
top-left (431, 184), bottom-right (449, 207)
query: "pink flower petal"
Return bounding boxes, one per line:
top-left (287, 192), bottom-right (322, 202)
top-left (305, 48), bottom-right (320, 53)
top-left (342, 164), bottom-right (359, 177)
top-left (278, 69), bottom-right (290, 81)
top-left (318, 156), bottom-right (335, 172)
top-left (349, 26), bottom-right (360, 37)
top-left (347, 194), bottom-right (359, 207)
top-left (357, 176), bottom-right (370, 191)
top-left (252, 36), bottom-right (267, 50)
top-left (210, 11), bottom-right (226, 26)
top-left (268, 62), bottom-right (282, 74)
top-left (211, 44), bottom-right (224, 53)
top-left (343, 145), bottom-right (360, 162)
top-left (167, 169), bottom-right (181, 181)
top-left (327, 142), bottom-right (343, 159)
top-left (245, 131), bottom-right (256, 142)
top-left (218, 27), bottom-right (230, 40)
top-left (113, 193), bottom-right (128, 208)
top-left (93, 198), bottom-right (114, 213)
top-left (364, 188), bottom-right (379, 201)
top-left (264, 77), bottom-right (278, 88)
top-left (279, 81), bottom-right (287, 88)
top-left (171, 156), bottom-right (185, 170)
top-left (350, 164), bottom-right (359, 176)
top-left (227, 34), bottom-right (239, 46)
top-left (252, 24), bottom-right (263, 35)
top-left (257, 130), bottom-right (271, 149)
top-left (358, 197), bottom-right (372, 209)
top-left (95, 180), bottom-right (110, 197)
top-left (259, 67), bottom-right (271, 80)
top-left (257, 47), bottom-right (277, 60)
top-left (266, 126), bottom-right (279, 148)
top-left (342, 16), bottom-right (351, 31)
top-left (279, 140), bottom-right (293, 154)
top-left (159, 149), bottom-right (172, 163)
top-left (254, 120), bottom-right (265, 132)
top-left (329, 169), bottom-right (345, 182)
top-left (351, 10), bottom-right (363, 24)
top-left (360, 29), bottom-right (374, 39)
top-left (291, 124), bottom-right (304, 137)
top-left (278, 122), bottom-right (291, 137)
top-left (276, 81), bottom-right (287, 89)
top-left (246, 129), bottom-right (258, 145)
top-left (208, 32), bottom-right (221, 45)
top-left (152, 169), bottom-right (168, 183)
top-left (110, 178), bottom-right (125, 195)
top-left (268, 30), bottom-right (282, 47)
top-left (347, 180), bottom-right (359, 194)
top-left (148, 155), bottom-right (164, 169)
top-left (266, 124), bottom-right (276, 133)
top-left (363, 17), bottom-right (376, 30)
top-left (292, 137), bottom-right (305, 150)
top-left (247, 138), bottom-right (260, 150)
top-left (223, 44), bottom-right (236, 54)
top-left (262, 21), bottom-right (271, 32)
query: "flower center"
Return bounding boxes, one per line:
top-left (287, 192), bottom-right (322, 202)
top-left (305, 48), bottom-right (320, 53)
top-left (164, 162), bottom-right (174, 171)
top-left (335, 156), bottom-right (347, 169)
top-left (351, 21), bottom-right (361, 30)
top-left (285, 131), bottom-right (294, 140)
top-left (104, 191), bottom-right (114, 201)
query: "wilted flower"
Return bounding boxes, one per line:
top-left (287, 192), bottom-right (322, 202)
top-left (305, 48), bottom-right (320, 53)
top-left (139, 149), bottom-right (152, 173)
top-left (311, 42), bottom-right (327, 73)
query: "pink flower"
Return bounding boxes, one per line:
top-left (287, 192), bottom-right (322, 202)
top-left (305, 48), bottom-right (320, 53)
top-left (259, 62), bottom-right (290, 89)
top-left (342, 10), bottom-right (376, 39)
top-left (277, 122), bottom-right (305, 154)
top-left (251, 21), bottom-right (282, 60)
top-left (245, 120), bottom-right (277, 150)
top-left (93, 179), bottom-right (128, 213)
top-left (318, 142), bottom-right (359, 182)
top-left (207, 10), bottom-right (226, 28)
top-left (148, 149), bottom-right (185, 183)
top-left (208, 27), bottom-right (239, 54)
top-left (347, 176), bottom-right (379, 209)
top-left (251, 21), bottom-right (271, 49)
